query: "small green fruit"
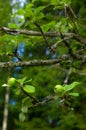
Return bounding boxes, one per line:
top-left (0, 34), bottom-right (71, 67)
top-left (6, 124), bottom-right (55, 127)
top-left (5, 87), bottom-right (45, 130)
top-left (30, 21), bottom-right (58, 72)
top-left (8, 77), bottom-right (16, 87)
top-left (54, 85), bottom-right (64, 95)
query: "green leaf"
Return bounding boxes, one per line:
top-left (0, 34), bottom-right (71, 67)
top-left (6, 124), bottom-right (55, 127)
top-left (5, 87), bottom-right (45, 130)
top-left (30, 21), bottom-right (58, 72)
top-left (19, 112), bottom-right (26, 122)
top-left (21, 106), bottom-right (28, 113)
top-left (64, 82), bottom-right (80, 92)
top-left (34, 12), bottom-right (44, 21)
top-left (2, 84), bottom-right (9, 87)
top-left (62, 0), bottom-right (71, 5)
top-left (23, 85), bottom-right (35, 93)
top-left (51, 0), bottom-right (59, 5)
top-left (24, 79), bottom-right (32, 84)
top-left (25, 3), bottom-right (34, 18)
top-left (17, 77), bottom-right (32, 86)
top-left (22, 97), bottom-right (30, 104)
top-left (15, 8), bottom-right (25, 15)
top-left (42, 21), bottom-right (56, 32)
top-left (17, 77), bottom-right (27, 84)
top-left (8, 23), bottom-right (19, 29)
top-left (15, 88), bottom-right (21, 95)
top-left (22, 97), bottom-right (33, 107)
top-left (68, 92), bottom-right (79, 97)
top-left (35, 6), bottom-right (45, 15)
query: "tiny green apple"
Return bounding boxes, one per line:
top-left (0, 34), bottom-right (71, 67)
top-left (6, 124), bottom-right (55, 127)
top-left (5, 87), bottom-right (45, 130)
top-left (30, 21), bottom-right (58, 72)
top-left (54, 85), bottom-right (64, 96)
top-left (8, 77), bottom-right (16, 87)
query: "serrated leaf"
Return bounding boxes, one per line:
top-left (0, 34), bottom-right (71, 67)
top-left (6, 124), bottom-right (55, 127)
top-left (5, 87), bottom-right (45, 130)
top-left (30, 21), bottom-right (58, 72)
top-left (68, 92), bottom-right (79, 97)
top-left (23, 85), bottom-right (35, 93)
top-left (19, 112), bottom-right (26, 122)
top-left (64, 82), bottom-right (80, 92)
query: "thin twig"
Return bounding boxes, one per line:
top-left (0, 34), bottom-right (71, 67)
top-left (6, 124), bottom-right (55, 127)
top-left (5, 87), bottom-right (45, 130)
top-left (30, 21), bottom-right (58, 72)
top-left (20, 85), bottom-right (39, 103)
top-left (51, 36), bottom-right (73, 49)
top-left (13, 46), bottom-right (22, 61)
top-left (33, 22), bottom-right (56, 54)
top-left (63, 68), bottom-right (72, 85)
top-left (59, 31), bottom-right (76, 58)
top-left (28, 96), bottom-right (55, 109)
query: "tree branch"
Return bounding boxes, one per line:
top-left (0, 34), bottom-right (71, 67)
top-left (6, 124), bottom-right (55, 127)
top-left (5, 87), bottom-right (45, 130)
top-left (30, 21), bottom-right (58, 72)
top-left (60, 31), bottom-right (76, 58)
top-left (63, 68), bottom-right (72, 85)
top-left (28, 96), bottom-right (55, 109)
top-left (0, 54), bottom-right (85, 68)
top-left (34, 22), bottom-right (56, 54)
top-left (0, 26), bottom-right (86, 44)
top-left (20, 85), bottom-right (39, 103)
top-left (51, 36), bottom-right (73, 49)
top-left (0, 55), bottom-right (69, 68)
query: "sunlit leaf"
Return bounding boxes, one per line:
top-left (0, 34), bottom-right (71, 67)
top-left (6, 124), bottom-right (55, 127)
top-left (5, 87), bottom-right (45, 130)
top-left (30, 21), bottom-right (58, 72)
top-left (24, 78), bottom-right (32, 84)
top-left (17, 77), bottom-right (27, 84)
top-left (51, 0), bottom-right (60, 5)
top-left (2, 84), bottom-right (9, 87)
top-left (8, 23), bottom-right (19, 29)
top-left (64, 82), bottom-right (80, 92)
top-left (68, 92), bottom-right (79, 96)
top-left (42, 21), bottom-right (56, 32)
top-left (23, 85), bottom-right (35, 93)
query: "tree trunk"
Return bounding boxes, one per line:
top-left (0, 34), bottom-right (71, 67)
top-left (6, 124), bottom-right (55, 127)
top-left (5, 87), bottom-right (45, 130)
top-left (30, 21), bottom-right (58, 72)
top-left (2, 85), bottom-right (10, 130)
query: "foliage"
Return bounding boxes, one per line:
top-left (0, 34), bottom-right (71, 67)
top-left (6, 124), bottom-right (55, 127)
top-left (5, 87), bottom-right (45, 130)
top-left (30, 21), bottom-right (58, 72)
top-left (0, 0), bottom-right (86, 130)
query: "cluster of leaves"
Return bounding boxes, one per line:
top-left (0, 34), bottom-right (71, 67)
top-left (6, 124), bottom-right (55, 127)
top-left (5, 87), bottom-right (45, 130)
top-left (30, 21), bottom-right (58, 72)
top-left (54, 82), bottom-right (80, 97)
top-left (2, 76), bottom-right (80, 122)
